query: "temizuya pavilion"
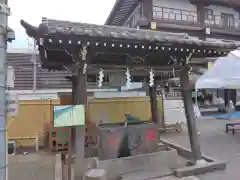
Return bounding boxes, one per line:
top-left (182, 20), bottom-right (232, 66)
top-left (21, 17), bottom-right (239, 178)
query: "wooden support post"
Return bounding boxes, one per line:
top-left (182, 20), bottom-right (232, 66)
top-left (231, 89), bottom-right (237, 108)
top-left (72, 46), bottom-right (88, 180)
top-left (74, 68), bottom-right (87, 180)
top-left (180, 67), bottom-right (202, 164)
top-left (224, 89), bottom-right (230, 109)
top-left (149, 85), bottom-right (159, 124)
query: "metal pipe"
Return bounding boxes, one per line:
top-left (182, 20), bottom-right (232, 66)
top-left (35, 133), bottom-right (39, 152)
top-left (33, 39), bottom-right (37, 92)
top-left (0, 1), bottom-right (10, 180)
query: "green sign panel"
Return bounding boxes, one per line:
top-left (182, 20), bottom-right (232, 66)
top-left (53, 105), bottom-right (85, 127)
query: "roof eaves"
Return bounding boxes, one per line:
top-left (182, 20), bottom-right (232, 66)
top-left (105, 0), bottom-right (140, 26)
top-left (105, 0), bottom-right (122, 25)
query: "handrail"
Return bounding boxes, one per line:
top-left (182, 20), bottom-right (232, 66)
top-left (204, 14), bottom-right (237, 29)
top-left (8, 133), bottom-right (40, 152)
top-left (152, 6), bottom-right (198, 24)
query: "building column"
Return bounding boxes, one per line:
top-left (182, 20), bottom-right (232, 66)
top-left (180, 67), bottom-right (202, 164)
top-left (196, 3), bottom-right (207, 40)
top-left (230, 89), bottom-right (237, 108)
top-left (141, 0), bottom-right (153, 20)
top-left (224, 89), bottom-right (230, 109)
top-left (196, 4), bottom-right (205, 25)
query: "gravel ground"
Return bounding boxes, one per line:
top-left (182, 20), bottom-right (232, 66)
top-left (162, 118), bottom-right (240, 180)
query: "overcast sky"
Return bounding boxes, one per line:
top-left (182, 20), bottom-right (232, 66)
top-left (8, 0), bottom-right (115, 48)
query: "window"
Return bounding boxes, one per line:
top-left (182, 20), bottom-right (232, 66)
top-left (87, 74), bottom-right (97, 82)
top-left (204, 8), bottom-right (214, 20)
top-left (132, 76), bottom-right (144, 82)
top-left (103, 75), bottom-right (109, 82)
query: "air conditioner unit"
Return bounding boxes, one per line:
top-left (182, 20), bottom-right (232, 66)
top-left (8, 141), bottom-right (16, 155)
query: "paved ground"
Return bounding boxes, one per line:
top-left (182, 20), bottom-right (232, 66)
top-left (154, 176), bottom-right (199, 180)
top-left (162, 118), bottom-right (240, 180)
top-left (8, 152), bottom-right (55, 180)
top-left (8, 118), bottom-right (240, 180)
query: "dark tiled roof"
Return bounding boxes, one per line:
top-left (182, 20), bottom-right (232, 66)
top-left (7, 52), bottom-right (71, 90)
top-left (211, 0), bottom-right (240, 6)
top-left (38, 18), bottom-right (240, 49)
top-left (7, 53), bottom-right (34, 90)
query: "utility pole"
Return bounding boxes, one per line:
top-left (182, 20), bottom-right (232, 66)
top-left (28, 38), bottom-right (37, 92)
top-left (0, 0), bottom-right (12, 180)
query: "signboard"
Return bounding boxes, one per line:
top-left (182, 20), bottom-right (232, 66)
top-left (208, 62), bottom-right (213, 69)
top-left (53, 105), bottom-right (85, 127)
top-left (6, 93), bottom-right (18, 117)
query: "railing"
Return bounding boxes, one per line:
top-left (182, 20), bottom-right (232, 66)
top-left (204, 14), bottom-right (239, 29)
top-left (123, 3), bottom-right (240, 30)
top-left (152, 6), bottom-right (198, 24)
top-left (151, 5), bottom-right (240, 30)
top-left (123, 3), bottom-right (142, 28)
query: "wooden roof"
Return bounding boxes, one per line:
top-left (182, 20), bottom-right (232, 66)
top-left (21, 18), bottom-right (239, 49)
top-left (20, 18), bottom-right (239, 71)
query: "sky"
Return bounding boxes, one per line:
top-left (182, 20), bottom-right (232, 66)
top-left (8, 0), bottom-right (116, 48)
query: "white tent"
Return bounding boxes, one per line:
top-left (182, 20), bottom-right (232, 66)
top-left (195, 50), bottom-right (240, 89)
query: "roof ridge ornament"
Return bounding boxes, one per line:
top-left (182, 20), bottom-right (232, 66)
top-left (42, 17), bottom-right (48, 26)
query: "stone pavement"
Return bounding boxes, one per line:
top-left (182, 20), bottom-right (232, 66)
top-left (162, 118), bottom-right (240, 180)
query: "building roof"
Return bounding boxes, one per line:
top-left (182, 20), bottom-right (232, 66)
top-left (105, 0), bottom-right (138, 26)
top-left (105, 0), bottom-right (240, 26)
top-left (7, 53), bottom-right (34, 90)
top-left (7, 52), bottom-right (118, 90)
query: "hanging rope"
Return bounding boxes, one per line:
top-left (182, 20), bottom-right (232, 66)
top-left (98, 68), bottom-right (104, 88)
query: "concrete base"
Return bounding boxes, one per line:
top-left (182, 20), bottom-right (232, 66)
top-left (174, 162), bottom-right (226, 177)
top-left (55, 154), bottom-right (62, 180)
top-left (85, 169), bottom-right (106, 180)
top-left (161, 139), bottom-right (226, 177)
top-left (98, 148), bottom-right (178, 180)
top-left (60, 148), bottom-right (178, 180)
top-left (120, 168), bottom-right (173, 180)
